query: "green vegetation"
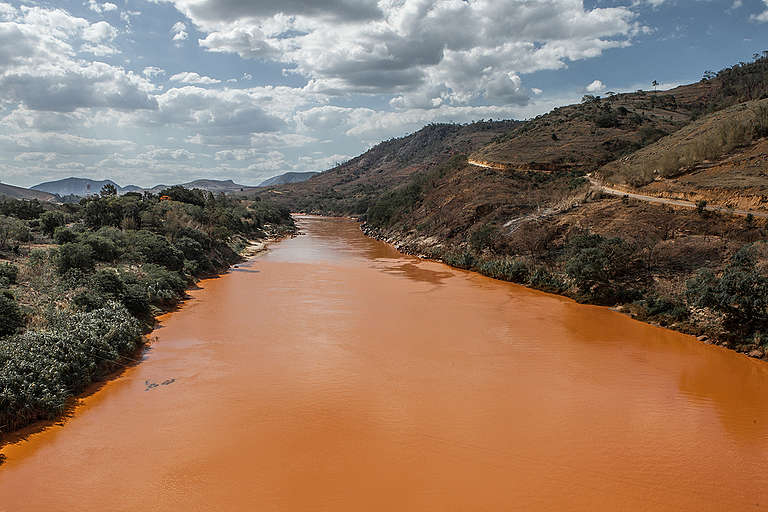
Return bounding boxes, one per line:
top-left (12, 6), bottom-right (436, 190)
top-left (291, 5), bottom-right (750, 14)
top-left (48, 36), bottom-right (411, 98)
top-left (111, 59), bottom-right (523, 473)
top-left (0, 190), bottom-right (293, 436)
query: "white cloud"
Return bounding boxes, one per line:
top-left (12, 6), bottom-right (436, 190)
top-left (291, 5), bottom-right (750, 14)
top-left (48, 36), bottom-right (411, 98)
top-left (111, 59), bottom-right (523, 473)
top-left (752, 1), bottom-right (768, 22)
top-left (171, 21), bottom-right (188, 44)
top-left (169, 72), bottom-right (221, 85)
top-left (0, 5), bottom-right (155, 112)
top-left (87, 1), bottom-right (118, 14)
top-left (142, 66), bottom-right (165, 78)
top-left (585, 79), bottom-right (606, 93)
top-left (0, 132), bottom-right (135, 155)
top-left (161, 0), bottom-right (642, 107)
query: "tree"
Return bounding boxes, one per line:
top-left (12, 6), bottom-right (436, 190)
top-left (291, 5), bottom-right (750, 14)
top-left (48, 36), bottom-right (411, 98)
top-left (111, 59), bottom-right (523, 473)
top-left (40, 211), bottom-right (66, 237)
top-left (101, 183), bottom-right (118, 197)
top-left (652, 80), bottom-right (659, 93)
top-left (686, 245), bottom-right (768, 329)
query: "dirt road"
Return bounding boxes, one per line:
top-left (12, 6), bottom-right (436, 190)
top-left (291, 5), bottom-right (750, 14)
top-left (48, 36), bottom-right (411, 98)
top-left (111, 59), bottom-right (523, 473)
top-left (466, 159), bottom-right (767, 219)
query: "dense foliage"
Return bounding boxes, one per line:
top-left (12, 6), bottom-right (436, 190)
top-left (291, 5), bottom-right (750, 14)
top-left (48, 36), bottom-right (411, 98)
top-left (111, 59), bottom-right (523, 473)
top-left (0, 189), bottom-right (293, 436)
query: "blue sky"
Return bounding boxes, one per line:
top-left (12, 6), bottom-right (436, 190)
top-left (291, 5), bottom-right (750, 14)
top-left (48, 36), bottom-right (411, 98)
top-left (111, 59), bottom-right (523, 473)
top-left (0, 0), bottom-right (766, 188)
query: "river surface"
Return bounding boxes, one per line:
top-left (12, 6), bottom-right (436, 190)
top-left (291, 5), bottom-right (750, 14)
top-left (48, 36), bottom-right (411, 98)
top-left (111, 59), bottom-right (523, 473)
top-left (2, 216), bottom-right (768, 511)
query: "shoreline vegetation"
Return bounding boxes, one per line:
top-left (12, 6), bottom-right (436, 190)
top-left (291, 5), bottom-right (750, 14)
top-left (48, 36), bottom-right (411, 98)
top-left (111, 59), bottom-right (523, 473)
top-left (361, 212), bottom-right (767, 361)
top-left (0, 187), bottom-right (295, 443)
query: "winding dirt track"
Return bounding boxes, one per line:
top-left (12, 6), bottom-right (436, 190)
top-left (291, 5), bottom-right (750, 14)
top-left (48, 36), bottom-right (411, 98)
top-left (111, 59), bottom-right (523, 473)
top-left (466, 159), bottom-right (768, 219)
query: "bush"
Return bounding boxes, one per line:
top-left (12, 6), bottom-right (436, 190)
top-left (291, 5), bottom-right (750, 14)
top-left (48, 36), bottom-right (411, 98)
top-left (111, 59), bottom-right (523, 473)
top-left (40, 211), bottom-right (66, 237)
top-left (121, 283), bottom-right (151, 318)
top-left (174, 236), bottom-right (207, 263)
top-left (53, 226), bottom-right (78, 244)
top-left (529, 267), bottom-right (567, 293)
top-left (443, 250), bottom-right (476, 270)
top-left (124, 264), bottom-right (187, 308)
top-left (470, 225), bottom-right (495, 251)
top-left (91, 269), bottom-right (126, 297)
top-left (0, 262), bottom-right (19, 286)
top-left (633, 294), bottom-right (689, 325)
top-left (80, 233), bottom-right (120, 262)
top-left (127, 230), bottom-right (184, 270)
top-left (0, 290), bottom-right (24, 337)
top-left (476, 257), bottom-right (529, 283)
top-left (56, 242), bottom-right (95, 274)
top-left (686, 245), bottom-right (768, 330)
top-left (564, 233), bottom-right (634, 301)
top-left (0, 215), bottom-right (31, 250)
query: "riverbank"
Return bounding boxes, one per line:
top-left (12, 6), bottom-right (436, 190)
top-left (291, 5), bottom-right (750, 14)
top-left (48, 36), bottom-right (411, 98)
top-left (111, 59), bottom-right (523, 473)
top-left (361, 222), bottom-right (768, 362)
top-left (0, 228), bottom-right (292, 453)
top-left (0, 190), bottom-right (295, 442)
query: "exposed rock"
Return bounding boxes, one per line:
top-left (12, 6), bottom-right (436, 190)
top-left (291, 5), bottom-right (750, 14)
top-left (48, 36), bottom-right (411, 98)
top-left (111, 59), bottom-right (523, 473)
top-left (748, 349), bottom-right (765, 358)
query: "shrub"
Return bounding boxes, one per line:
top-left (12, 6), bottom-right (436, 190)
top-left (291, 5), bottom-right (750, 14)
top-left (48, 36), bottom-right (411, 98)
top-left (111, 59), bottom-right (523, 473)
top-left (127, 230), bottom-right (184, 271)
top-left (53, 226), bottom-right (78, 244)
top-left (476, 257), bottom-right (529, 283)
top-left (174, 236), bottom-right (207, 263)
top-left (91, 269), bottom-right (126, 297)
top-left (564, 233), bottom-right (634, 302)
top-left (121, 283), bottom-right (151, 318)
top-left (80, 233), bottom-right (120, 262)
top-left (56, 242), bottom-right (95, 274)
top-left (696, 199), bottom-right (708, 215)
top-left (0, 290), bottom-right (24, 337)
top-left (686, 245), bottom-right (768, 330)
top-left (124, 264), bottom-right (187, 308)
top-left (0, 216), bottom-right (31, 250)
top-left (443, 250), bottom-right (476, 270)
top-left (0, 262), bottom-right (19, 285)
top-left (529, 267), bottom-right (567, 293)
top-left (470, 225), bottom-right (495, 251)
top-left (40, 211), bottom-right (66, 237)
top-left (72, 289), bottom-right (110, 312)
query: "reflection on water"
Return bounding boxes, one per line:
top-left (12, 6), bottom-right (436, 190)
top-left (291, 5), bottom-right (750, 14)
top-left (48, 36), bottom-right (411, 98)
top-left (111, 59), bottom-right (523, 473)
top-left (1, 215), bottom-right (767, 512)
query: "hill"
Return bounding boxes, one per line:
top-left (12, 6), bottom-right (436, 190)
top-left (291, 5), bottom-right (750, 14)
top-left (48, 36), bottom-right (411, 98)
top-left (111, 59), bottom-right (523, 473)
top-left (259, 171), bottom-right (318, 187)
top-left (32, 177), bottom-right (120, 197)
top-left (471, 56), bottom-right (768, 172)
top-left (253, 120), bottom-right (520, 213)
top-left (0, 183), bottom-right (57, 202)
top-left (596, 98), bottom-right (768, 212)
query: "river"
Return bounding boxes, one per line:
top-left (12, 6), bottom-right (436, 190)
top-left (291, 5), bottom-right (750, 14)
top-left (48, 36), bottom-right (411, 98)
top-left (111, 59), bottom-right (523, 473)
top-left (1, 215), bottom-right (767, 511)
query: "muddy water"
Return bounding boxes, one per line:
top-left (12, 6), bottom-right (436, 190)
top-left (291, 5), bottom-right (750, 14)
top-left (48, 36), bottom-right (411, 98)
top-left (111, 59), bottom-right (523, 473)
top-left (2, 216), bottom-right (768, 511)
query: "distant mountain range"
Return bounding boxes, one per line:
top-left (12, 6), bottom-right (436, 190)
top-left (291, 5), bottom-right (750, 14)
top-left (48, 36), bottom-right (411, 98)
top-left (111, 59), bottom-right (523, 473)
top-left (4, 171), bottom-right (319, 201)
top-left (31, 178), bottom-right (124, 197)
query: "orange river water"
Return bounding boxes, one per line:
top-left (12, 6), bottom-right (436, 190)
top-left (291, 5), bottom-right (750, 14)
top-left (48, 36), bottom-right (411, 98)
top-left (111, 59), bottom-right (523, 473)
top-left (1, 215), bottom-right (768, 511)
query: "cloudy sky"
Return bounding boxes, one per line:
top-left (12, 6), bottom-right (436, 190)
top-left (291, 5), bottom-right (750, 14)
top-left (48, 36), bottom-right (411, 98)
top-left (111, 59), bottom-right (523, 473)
top-left (0, 0), bottom-right (766, 188)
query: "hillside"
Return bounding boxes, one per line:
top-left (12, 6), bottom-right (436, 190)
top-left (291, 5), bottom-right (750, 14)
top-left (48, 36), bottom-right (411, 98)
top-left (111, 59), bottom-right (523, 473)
top-left (471, 57), bottom-right (768, 171)
top-left (254, 120), bottom-right (519, 213)
top-left (597, 98), bottom-right (768, 212)
top-left (0, 183), bottom-right (57, 202)
top-left (258, 171), bottom-right (318, 187)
